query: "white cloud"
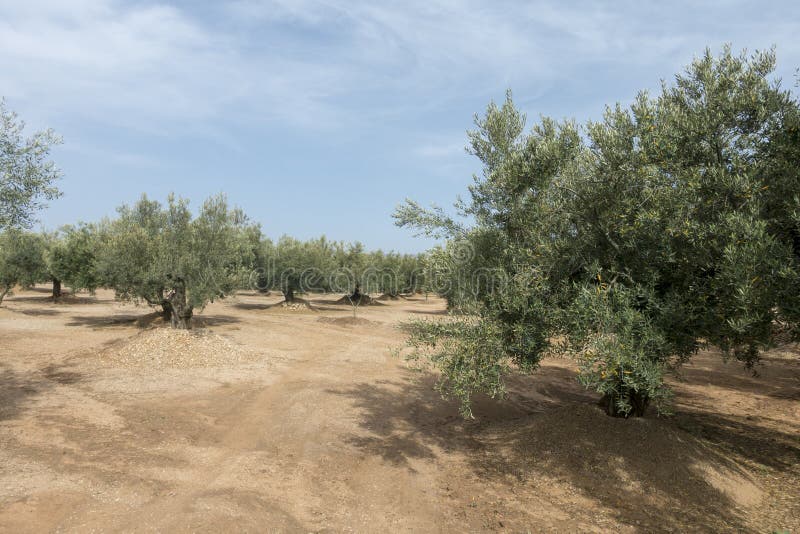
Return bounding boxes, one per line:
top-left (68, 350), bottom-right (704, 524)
top-left (0, 0), bottom-right (349, 133)
top-left (1, 0), bottom-right (798, 141)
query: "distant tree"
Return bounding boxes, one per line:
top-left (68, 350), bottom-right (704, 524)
top-left (265, 236), bottom-right (333, 302)
top-left (249, 237), bottom-right (275, 293)
top-left (271, 236), bottom-right (307, 303)
top-left (0, 99), bottom-right (62, 230)
top-left (231, 220), bottom-right (266, 289)
top-left (98, 194), bottom-right (247, 329)
top-left (332, 241), bottom-right (369, 300)
top-left (46, 224), bottom-right (100, 298)
top-left (362, 251), bottom-right (426, 298)
top-left (258, 237), bottom-right (424, 304)
top-left (396, 47), bottom-right (800, 418)
top-left (0, 229), bottom-right (46, 304)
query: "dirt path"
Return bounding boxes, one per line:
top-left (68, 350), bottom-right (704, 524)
top-left (0, 288), bottom-right (798, 532)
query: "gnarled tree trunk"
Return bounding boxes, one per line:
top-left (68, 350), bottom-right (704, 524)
top-left (283, 286), bottom-right (295, 303)
top-left (0, 285), bottom-right (10, 305)
top-left (599, 391), bottom-right (650, 418)
top-left (350, 284), bottom-right (362, 302)
top-left (160, 300), bottom-right (173, 321)
top-left (52, 278), bottom-right (62, 299)
top-left (167, 280), bottom-right (193, 329)
top-left (170, 304), bottom-right (193, 329)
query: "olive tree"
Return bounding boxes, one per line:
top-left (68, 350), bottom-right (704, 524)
top-left (0, 229), bottom-right (46, 304)
top-left (257, 237), bottom-right (425, 303)
top-left (270, 236), bottom-right (308, 303)
top-left (47, 224), bottom-right (100, 297)
top-left (0, 99), bottom-right (62, 230)
top-left (361, 251), bottom-right (426, 298)
top-left (266, 236), bottom-right (342, 302)
top-left (98, 194), bottom-right (250, 329)
top-left (396, 47), bottom-right (800, 418)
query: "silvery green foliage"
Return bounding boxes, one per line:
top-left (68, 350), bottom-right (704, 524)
top-left (397, 47), bottom-right (800, 417)
top-left (252, 235), bottom-right (425, 299)
top-left (96, 194), bottom-right (253, 328)
top-left (0, 100), bottom-right (62, 229)
top-left (47, 224), bottom-right (101, 294)
top-left (0, 229), bottom-right (46, 304)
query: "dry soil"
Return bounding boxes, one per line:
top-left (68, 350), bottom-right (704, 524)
top-left (0, 287), bottom-right (798, 532)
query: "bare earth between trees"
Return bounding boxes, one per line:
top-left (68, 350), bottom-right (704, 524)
top-left (0, 286), bottom-right (797, 532)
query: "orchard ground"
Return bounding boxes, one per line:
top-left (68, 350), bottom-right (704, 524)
top-left (0, 286), bottom-right (797, 533)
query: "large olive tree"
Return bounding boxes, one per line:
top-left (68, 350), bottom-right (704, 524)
top-left (396, 47), bottom-right (800, 417)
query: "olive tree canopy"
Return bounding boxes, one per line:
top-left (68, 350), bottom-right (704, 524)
top-left (0, 100), bottom-right (62, 230)
top-left (396, 47), bottom-right (800, 418)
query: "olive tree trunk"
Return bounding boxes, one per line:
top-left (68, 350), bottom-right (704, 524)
top-left (167, 281), bottom-right (193, 329)
top-left (160, 300), bottom-right (174, 321)
top-left (350, 284), bottom-right (362, 302)
top-left (283, 286), bottom-right (295, 303)
top-left (599, 391), bottom-right (650, 418)
top-left (52, 278), bottom-right (62, 299)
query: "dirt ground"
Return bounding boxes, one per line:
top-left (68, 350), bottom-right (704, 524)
top-left (0, 286), bottom-right (797, 533)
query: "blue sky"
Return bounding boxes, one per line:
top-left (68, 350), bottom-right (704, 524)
top-left (2, 1), bottom-right (798, 252)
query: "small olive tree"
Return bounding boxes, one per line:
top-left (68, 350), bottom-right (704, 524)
top-left (0, 229), bottom-right (47, 304)
top-left (46, 224), bottom-right (100, 297)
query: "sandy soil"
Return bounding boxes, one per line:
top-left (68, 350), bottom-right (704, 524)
top-left (0, 286), bottom-right (797, 533)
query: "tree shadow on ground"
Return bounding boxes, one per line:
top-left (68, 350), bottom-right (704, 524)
top-left (312, 298), bottom-right (377, 307)
top-left (13, 308), bottom-right (63, 316)
top-left (23, 287), bottom-right (54, 294)
top-left (5, 294), bottom-right (100, 305)
top-left (327, 366), bottom-right (594, 468)
top-left (3, 295), bottom-right (58, 304)
top-left (329, 362), bottom-right (799, 531)
top-left (672, 405), bottom-right (800, 472)
top-left (231, 302), bottom-right (272, 311)
top-left (0, 363), bottom-right (85, 421)
top-left (64, 312), bottom-right (242, 329)
top-left (66, 314), bottom-right (148, 328)
top-left (0, 366), bottom-right (42, 421)
top-left (677, 356), bottom-right (800, 401)
top-left (405, 308), bottom-right (451, 316)
top-left (192, 314), bottom-right (243, 327)
top-left (40, 363), bottom-right (84, 385)
top-left (233, 299), bottom-right (320, 312)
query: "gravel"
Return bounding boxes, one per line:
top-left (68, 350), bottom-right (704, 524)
top-left (100, 328), bottom-right (260, 369)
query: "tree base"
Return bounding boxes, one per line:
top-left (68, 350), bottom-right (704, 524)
top-left (273, 298), bottom-right (313, 310)
top-left (598, 392), bottom-right (650, 418)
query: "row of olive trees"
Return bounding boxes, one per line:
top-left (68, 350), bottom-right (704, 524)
top-left (257, 236), bottom-right (425, 303)
top-left (0, 225), bottom-right (96, 304)
top-left (1, 97), bottom-right (65, 304)
top-left (0, 96), bottom-right (420, 327)
top-left (396, 46), bottom-right (800, 418)
top-left (0, 194), bottom-right (254, 328)
top-left (0, 193), bottom-right (427, 328)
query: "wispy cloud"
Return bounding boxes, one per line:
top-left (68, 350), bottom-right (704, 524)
top-left (4, 0), bottom-right (799, 250)
top-left (0, 0), bottom-right (349, 133)
top-left (3, 0), bottom-right (798, 140)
